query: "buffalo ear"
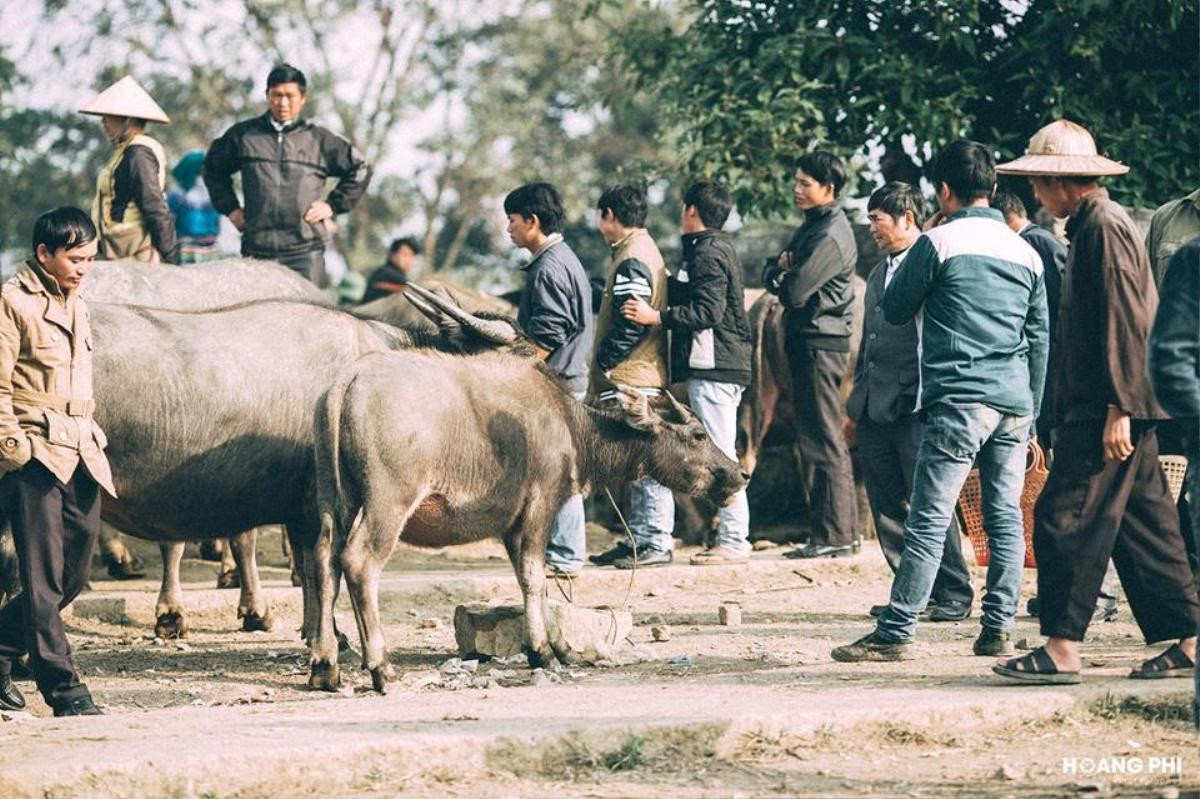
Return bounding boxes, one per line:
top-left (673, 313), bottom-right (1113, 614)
top-left (614, 386), bottom-right (659, 433)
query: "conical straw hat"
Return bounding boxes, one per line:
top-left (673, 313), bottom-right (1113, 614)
top-left (996, 119), bottom-right (1127, 176)
top-left (78, 76), bottom-right (170, 124)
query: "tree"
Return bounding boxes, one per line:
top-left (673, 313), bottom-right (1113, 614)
top-left (617, 0), bottom-right (1198, 217)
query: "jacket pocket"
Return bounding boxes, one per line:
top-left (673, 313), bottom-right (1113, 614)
top-left (43, 409), bottom-right (78, 450)
top-left (689, 329), bottom-right (716, 370)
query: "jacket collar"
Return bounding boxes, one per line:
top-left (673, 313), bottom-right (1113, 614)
top-left (19, 260), bottom-right (75, 334)
top-left (610, 228), bottom-right (645, 254)
top-left (523, 233), bottom-right (564, 269)
top-left (803, 202), bottom-right (838, 223)
top-left (261, 112), bottom-right (307, 134)
top-left (1065, 187), bottom-right (1110, 240)
top-left (946, 206), bottom-right (1004, 224)
top-left (682, 227), bottom-right (724, 253)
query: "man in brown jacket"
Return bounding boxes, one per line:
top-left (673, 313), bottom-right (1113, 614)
top-left (993, 120), bottom-right (1199, 685)
top-left (0, 207), bottom-right (116, 716)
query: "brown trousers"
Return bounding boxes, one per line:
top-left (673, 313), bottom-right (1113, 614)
top-left (1033, 422), bottom-right (1200, 643)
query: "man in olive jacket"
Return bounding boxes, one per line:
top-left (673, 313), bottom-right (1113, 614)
top-left (0, 208), bottom-right (116, 717)
top-left (205, 64), bottom-right (371, 288)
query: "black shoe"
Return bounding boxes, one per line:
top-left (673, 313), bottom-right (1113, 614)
top-left (784, 541), bottom-right (859, 559)
top-left (972, 627), bottom-right (1013, 656)
top-left (927, 601), bottom-right (972, 622)
top-left (1026, 595), bottom-right (1039, 617)
top-left (0, 674), bottom-right (25, 711)
top-left (831, 631), bottom-right (910, 662)
top-left (612, 547), bottom-right (673, 570)
top-left (588, 542), bottom-right (634, 567)
top-left (53, 695), bottom-right (103, 717)
top-left (1093, 594), bottom-right (1118, 622)
top-left (10, 656), bottom-right (33, 682)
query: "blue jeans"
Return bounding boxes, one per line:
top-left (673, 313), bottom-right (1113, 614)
top-left (686, 379), bottom-right (751, 554)
top-left (627, 476), bottom-right (675, 553)
top-left (545, 390), bottom-right (588, 571)
top-left (877, 403), bottom-right (1030, 643)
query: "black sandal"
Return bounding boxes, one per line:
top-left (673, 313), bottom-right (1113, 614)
top-left (992, 646), bottom-right (1082, 685)
top-left (1129, 643), bottom-right (1195, 680)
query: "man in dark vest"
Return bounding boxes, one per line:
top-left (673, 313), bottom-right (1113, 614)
top-left (849, 182), bottom-right (974, 622)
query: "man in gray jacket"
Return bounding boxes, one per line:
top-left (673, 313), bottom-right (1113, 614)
top-left (505, 182), bottom-right (594, 575)
top-left (205, 64), bottom-right (371, 287)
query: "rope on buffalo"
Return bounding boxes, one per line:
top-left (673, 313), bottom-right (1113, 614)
top-left (544, 489), bottom-right (639, 611)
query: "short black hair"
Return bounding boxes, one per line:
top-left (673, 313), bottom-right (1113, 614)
top-left (991, 191), bottom-right (1027, 221)
top-left (597, 184), bottom-right (647, 228)
top-left (388, 236), bottom-right (421, 255)
top-left (32, 207), bottom-right (96, 255)
top-left (503, 182), bottom-right (565, 234)
top-left (867, 182), bottom-right (925, 228)
top-left (797, 151), bottom-right (848, 197)
top-left (930, 139), bottom-right (995, 203)
top-left (267, 64), bottom-right (307, 92)
top-left (682, 180), bottom-right (733, 229)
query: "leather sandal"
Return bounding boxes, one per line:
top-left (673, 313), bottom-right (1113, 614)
top-left (992, 646), bottom-right (1081, 685)
top-left (1129, 643), bottom-right (1195, 680)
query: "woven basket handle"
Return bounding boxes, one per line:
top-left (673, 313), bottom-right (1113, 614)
top-left (1026, 438), bottom-right (1047, 474)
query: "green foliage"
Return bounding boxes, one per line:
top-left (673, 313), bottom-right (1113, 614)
top-left (619, 0), bottom-right (1198, 217)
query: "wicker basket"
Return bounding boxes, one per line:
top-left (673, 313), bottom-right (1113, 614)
top-left (1159, 454), bottom-right (1189, 503)
top-left (958, 440), bottom-right (1047, 569)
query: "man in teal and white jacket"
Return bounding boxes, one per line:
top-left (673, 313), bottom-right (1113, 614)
top-left (832, 139), bottom-right (1048, 663)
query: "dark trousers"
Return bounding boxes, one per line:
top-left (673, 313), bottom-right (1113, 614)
top-left (787, 342), bottom-right (858, 546)
top-left (857, 415), bottom-right (974, 606)
top-left (251, 249), bottom-right (328, 289)
top-left (1034, 423), bottom-right (1200, 643)
top-left (0, 461), bottom-right (100, 706)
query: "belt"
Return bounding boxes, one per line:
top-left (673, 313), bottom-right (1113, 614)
top-left (10, 389), bottom-right (95, 417)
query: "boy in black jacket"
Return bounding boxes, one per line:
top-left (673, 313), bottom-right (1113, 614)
top-left (621, 180), bottom-right (753, 564)
top-left (763, 151), bottom-right (860, 559)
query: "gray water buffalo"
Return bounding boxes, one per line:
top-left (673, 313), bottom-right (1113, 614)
top-left (309, 352), bottom-right (749, 692)
top-left (0, 259), bottom-right (330, 605)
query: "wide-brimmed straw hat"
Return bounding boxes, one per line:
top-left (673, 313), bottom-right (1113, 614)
top-left (78, 76), bottom-right (170, 124)
top-left (996, 119), bottom-right (1127, 176)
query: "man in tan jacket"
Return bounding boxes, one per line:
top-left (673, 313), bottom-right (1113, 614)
top-left (0, 207), bottom-right (116, 717)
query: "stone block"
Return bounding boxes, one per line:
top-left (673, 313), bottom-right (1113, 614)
top-left (69, 596), bottom-right (129, 625)
top-left (454, 600), bottom-right (634, 663)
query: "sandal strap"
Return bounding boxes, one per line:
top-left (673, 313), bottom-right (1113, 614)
top-left (1004, 647), bottom-right (1058, 675)
top-left (1140, 643), bottom-right (1195, 673)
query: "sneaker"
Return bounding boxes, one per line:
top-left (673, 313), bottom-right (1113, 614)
top-left (831, 631), bottom-right (910, 662)
top-left (588, 542), bottom-right (634, 567)
top-left (612, 546), bottom-right (673, 570)
top-left (784, 541), bottom-right (860, 559)
top-left (1093, 594), bottom-right (1118, 622)
top-left (972, 627), bottom-right (1013, 656)
top-left (689, 546), bottom-right (750, 566)
top-left (53, 695), bottom-right (103, 717)
top-left (0, 673), bottom-right (25, 712)
top-left (927, 601), bottom-right (972, 622)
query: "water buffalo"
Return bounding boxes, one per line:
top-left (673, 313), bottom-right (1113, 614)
top-left (309, 352), bottom-right (749, 692)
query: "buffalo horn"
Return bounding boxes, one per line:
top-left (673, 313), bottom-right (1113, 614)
top-left (400, 288), bottom-right (442, 325)
top-left (406, 282), bottom-right (517, 344)
top-left (662, 389), bottom-right (691, 423)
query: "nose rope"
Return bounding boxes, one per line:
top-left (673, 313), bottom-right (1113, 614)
top-left (604, 488), bottom-right (639, 611)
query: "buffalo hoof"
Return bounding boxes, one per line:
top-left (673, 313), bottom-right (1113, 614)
top-left (308, 662), bottom-right (341, 692)
top-left (215, 569), bottom-right (241, 589)
top-left (105, 558), bottom-right (146, 581)
top-left (369, 666), bottom-right (389, 694)
top-left (198, 540), bottom-right (224, 562)
top-left (289, 571), bottom-right (304, 588)
top-left (241, 610), bottom-right (274, 633)
top-left (155, 612), bottom-right (187, 640)
top-left (524, 645), bottom-right (552, 670)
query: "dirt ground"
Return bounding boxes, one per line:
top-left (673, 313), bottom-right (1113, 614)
top-left (0, 526), bottom-right (1196, 799)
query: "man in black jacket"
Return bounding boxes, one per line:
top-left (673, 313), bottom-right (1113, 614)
top-left (764, 151), bottom-right (859, 558)
top-left (850, 182), bottom-right (974, 621)
top-left (362, 237), bottom-right (419, 303)
top-left (205, 64), bottom-right (372, 288)
top-left (622, 180), bottom-right (753, 564)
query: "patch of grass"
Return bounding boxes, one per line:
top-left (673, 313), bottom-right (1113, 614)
top-left (603, 734), bottom-right (646, 772)
top-left (873, 721), bottom-right (959, 748)
top-left (1089, 692), bottom-right (1193, 724)
top-left (490, 724), bottom-right (723, 780)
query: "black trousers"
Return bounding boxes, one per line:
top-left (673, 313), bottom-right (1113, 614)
top-left (0, 461), bottom-right (100, 706)
top-left (857, 415), bottom-right (974, 606)
top-left (253, 249), bottom-right (328, 289)
top-left (1033, 423), bottom-right (1200, 643)
top-left (787, 342), bottom-right (858, 546)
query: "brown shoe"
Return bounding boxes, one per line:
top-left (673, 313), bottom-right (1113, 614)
top-left (689, 546), bottom-right (750, 566)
